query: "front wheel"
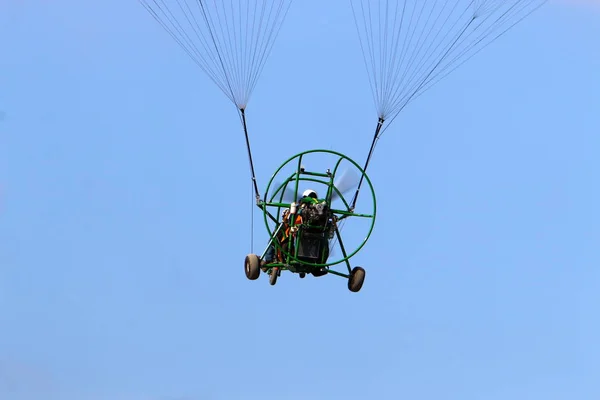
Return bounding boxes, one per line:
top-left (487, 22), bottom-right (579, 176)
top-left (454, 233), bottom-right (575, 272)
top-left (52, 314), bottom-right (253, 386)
top-left (244, 254), bottom-right (261, 280)
top-left (348, 266), bottom-right (365, 292)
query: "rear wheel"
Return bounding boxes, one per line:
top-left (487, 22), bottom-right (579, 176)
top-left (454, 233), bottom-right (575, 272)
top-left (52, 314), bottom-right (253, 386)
top-left (348, 266), bottom-right (365, 292)
top-left (244, 254), bottom-right (260, 280)
top-left (269, 267), bottom-right (279, 285)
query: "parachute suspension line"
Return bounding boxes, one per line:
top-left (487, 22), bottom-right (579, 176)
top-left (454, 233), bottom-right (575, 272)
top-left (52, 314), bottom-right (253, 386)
top-left (139, 0), bottom-right (293, 109)
top-left (350, 11), bottom-right (484, 194)
top-left (138, 0), bottom-right (234, 101)
top-left (380, 14), bottom-right (478, 137)
top-left (239, 108), bottom-right (261, 202)
top-left (378, 1), bottom-right (546, 138)
top-left (351, 117), bottom-right (385, 210)
top-left (350, 0), bottom-right (548, 137)
top-left (245, 1), bottom-right (294, 105)
top-left (407, 0), bottom-right (549, 104)
top-left (195, 0), bottom-right (238, 104)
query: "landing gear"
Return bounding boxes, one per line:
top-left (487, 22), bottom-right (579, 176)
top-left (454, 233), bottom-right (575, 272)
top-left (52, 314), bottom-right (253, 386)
top-left (348, 266), bottom-right (365, 292)
top-left (244, 256), bottom-right (367, 293)
top-left (244, 254), bottom-right (260, 280)
top-left (243, 254), bottom-right (281, 286)
top-left (269, 267), bottom-right (279, 285)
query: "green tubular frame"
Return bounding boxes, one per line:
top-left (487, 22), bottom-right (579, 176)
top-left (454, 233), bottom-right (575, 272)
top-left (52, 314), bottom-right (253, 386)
top-left (256, 149), bottom-right (377, 278)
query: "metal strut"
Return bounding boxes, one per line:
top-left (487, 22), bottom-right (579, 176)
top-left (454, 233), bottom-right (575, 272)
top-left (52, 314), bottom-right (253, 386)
top-left (239, 108), bottom-right (261, 203)
top-left (350, 117), bottom-right (385, 210)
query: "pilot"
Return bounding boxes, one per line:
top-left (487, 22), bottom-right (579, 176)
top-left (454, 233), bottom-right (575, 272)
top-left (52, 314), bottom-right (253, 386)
top-left (262, 189), bottom-right (322, 267)
top-left (300, 189), bottom-right (318, 203)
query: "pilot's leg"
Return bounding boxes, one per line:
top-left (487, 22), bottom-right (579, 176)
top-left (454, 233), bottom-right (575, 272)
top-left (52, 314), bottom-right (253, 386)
top-left (262, 243), bottom-right (275, 269)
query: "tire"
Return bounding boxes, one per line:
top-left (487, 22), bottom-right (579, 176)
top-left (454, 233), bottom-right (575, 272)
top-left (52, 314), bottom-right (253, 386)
top-left (244, 254), bottom-right (260, 280)
top-left (348, 266), bottom-right (365, 292)
top-left (269, 267), bottom-right (279, 285)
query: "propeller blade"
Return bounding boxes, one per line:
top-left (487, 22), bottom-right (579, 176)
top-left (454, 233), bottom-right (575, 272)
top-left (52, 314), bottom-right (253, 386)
top-left (331, 168), bottom-right (360, 200)
top-left (270, 181), bottom-right (299, 204)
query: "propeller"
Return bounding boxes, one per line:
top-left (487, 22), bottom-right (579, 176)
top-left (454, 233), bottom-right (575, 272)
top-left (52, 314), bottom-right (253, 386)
top-left (269, 181), bottom-right (299, 204)
top-left (269, 168), bottom-right (360, 204)
top-left (330, 168), bottom-right (360, 201)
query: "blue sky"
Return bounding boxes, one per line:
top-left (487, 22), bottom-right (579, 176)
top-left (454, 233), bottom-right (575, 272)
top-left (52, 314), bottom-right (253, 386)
top-left (1, 1), bottom-right (599, 399)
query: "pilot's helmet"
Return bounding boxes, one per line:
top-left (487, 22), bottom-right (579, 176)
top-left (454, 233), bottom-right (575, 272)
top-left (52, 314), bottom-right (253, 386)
top-left (302, 189), bottom-right (318, 199)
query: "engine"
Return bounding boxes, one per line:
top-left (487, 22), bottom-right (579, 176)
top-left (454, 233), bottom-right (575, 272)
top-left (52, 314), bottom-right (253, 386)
top-left (304, 201), bottom-right (329, 228)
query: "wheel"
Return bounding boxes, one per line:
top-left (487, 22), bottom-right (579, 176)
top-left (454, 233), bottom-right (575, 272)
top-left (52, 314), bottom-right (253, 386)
top-left (348, 266), bottom-right (365, 292)
top-left (269, 267), bottom-right (279, 285)
top-left (244, 254), bottom-right (260, 280)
